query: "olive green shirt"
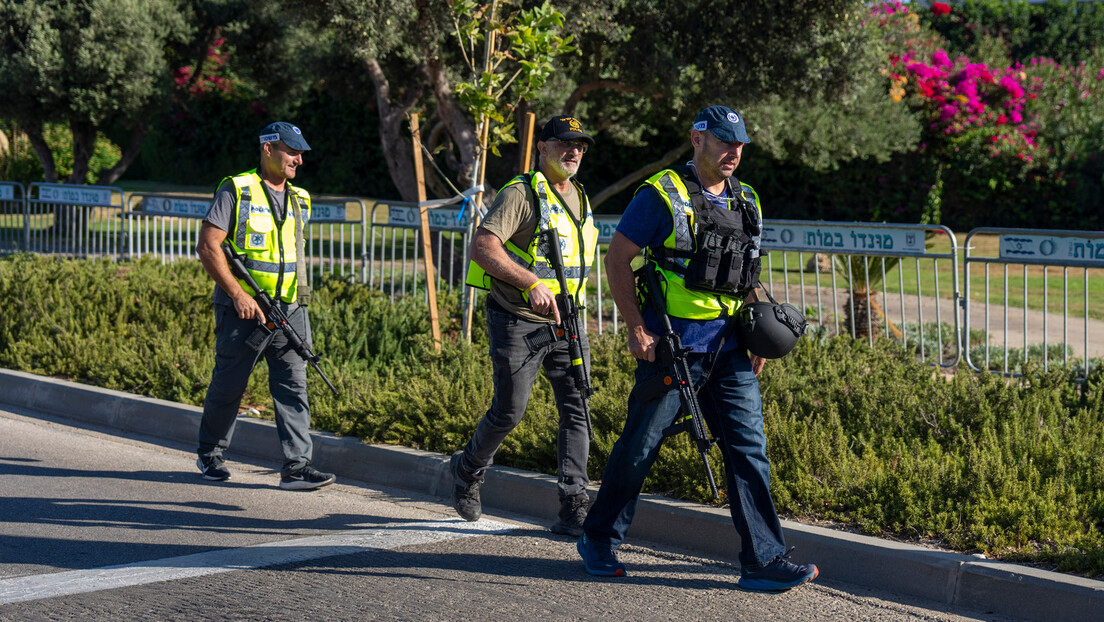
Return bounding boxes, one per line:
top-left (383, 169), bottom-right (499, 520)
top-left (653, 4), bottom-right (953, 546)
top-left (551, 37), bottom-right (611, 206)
top-left (479, 178), bottom-right (582, 323)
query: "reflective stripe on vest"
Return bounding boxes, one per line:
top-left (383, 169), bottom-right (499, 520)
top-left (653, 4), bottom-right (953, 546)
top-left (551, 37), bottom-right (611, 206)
top-left (224, 169), bottom-right (311, 303)
top-left (466, 172), bottom-right (598, 303)
top-left (641, 169), bottom-right (762, 320)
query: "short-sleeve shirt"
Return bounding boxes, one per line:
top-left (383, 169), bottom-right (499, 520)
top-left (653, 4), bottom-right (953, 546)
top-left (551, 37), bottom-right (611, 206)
top-left (616, 184), bottom-right (742, 354)
top-left (203, 179), bottom-right (288, 305)
top-left (479, 177), bottom-right (581, 323)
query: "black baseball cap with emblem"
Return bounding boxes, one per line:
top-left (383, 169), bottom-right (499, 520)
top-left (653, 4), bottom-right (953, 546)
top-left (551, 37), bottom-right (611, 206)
top-left (539, 115), bottom-right (595, 146)
top-left (259, 121), bottom-right (311, 151)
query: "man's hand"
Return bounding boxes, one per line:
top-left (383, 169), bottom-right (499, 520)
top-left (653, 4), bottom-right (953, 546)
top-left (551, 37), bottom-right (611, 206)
top-left (751, 354), bottom-right (766, 376)
top-left (526, 281), bottom-right (561, 325)
top-left (232, 291), bottom-right (266, 324)
top-left (628, 325), bottom-right (659, 362)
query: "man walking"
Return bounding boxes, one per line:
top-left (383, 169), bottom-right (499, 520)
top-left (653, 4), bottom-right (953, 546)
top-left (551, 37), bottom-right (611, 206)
top-left (454, 116), bottom-right (599, 536)
top-left (577, 106), bottom-right (818, 592)
top-left (194, 121), bottom-right (335, 491)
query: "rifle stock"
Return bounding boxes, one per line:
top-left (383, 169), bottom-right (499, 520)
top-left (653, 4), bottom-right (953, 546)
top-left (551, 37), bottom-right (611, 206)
top-left (640, 261), bottom-right (720, 499)
top-left (220, 244), bottom-right (339, 396)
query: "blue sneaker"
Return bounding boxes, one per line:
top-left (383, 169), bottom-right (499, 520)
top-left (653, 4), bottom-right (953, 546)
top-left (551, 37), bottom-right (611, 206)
top-left (577, 534), bottom-right (626, 577)
top-left (738, 548), bottom-right (818, 592)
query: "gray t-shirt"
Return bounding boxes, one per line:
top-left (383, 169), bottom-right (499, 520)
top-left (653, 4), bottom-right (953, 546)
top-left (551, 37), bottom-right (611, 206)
top-left (204, 180), bottom-right (289, 305)
top-left (479, 178), bottom-right (582, 323)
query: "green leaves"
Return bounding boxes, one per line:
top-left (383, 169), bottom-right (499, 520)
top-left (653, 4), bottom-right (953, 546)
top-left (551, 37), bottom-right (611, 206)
top-left (449, 0), bottom-right (573, 155)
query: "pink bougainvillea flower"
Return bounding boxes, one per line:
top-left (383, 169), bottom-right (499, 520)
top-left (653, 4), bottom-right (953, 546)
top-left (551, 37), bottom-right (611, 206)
top-left (932, 49), bottom-right (953, 70)
top-left (932, 2), bottom-right (951, 16)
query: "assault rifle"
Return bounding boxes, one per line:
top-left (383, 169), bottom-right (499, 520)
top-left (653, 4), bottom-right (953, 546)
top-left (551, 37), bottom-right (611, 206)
top-left (638, 260), bottom-right (720, 499)
top-left (523, 228), bottom-right (596, 439)
top-left (221, 244), bottom-right (339, 396)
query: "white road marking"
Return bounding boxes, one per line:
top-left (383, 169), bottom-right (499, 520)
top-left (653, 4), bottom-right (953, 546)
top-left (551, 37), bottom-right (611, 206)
top-left (0, 518), bottom-right (515, 605)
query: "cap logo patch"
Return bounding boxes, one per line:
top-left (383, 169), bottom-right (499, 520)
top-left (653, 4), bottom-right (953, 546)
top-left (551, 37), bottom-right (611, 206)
top-left (260, 133), bottom-right (279, 143)
top-left (727, 112), bottom-right (739, 123)
top-left (292, 126), bottom-right (302, 134)
top-left (567, 117), bottom-right (581, 132)
top-left (693, 121), bottom-right (708, 131)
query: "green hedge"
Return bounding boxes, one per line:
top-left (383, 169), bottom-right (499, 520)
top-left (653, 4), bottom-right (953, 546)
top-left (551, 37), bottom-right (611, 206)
top-left (1, 254), bottom-right (1102, 577)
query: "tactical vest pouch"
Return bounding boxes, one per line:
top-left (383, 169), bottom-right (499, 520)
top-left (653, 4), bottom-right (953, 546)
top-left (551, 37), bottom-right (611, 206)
top-left (683, 206), bottom-right (758, 295)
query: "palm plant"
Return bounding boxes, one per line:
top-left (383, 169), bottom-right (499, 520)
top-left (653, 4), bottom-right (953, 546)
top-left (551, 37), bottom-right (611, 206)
top-left (833, 254), bottom-right (902, 340)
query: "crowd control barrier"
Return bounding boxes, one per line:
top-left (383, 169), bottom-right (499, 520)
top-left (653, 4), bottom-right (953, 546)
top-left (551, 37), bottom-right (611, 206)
top-left (2, 178), bottom-right (1100, 379)
top-left (757, 221), bottom-right (960, 367)
top-left (963, 228), bottom-right (1104, 382)
top-left (0, 181), bottom-right (25, 255)
top-left (24, 183), bottom-right (126, 259)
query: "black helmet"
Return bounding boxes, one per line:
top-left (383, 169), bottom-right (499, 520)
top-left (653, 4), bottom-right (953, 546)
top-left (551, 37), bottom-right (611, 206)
top-left (737, 301), bottom-right (807, 359)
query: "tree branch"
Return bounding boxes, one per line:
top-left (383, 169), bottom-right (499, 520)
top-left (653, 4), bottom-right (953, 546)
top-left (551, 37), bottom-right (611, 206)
top-left (563, 79), bottom-right (662, 115)
top-left (589, 140), bottom-right (691, 210)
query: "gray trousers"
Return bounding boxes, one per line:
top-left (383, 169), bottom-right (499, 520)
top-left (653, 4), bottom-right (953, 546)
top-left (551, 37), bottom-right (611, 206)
top-left (198, 302), bottom-right (313, 475)
top-left (458, 300), bottom-right (591, 499)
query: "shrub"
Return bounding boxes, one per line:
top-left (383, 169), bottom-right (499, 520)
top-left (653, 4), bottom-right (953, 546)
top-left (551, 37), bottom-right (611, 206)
top-left (1, 255), bottom-right (1102, 577)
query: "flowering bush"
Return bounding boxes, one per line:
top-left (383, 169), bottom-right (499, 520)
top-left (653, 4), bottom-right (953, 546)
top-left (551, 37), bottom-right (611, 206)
top-left (871, 1), bottom-right (1104, 230)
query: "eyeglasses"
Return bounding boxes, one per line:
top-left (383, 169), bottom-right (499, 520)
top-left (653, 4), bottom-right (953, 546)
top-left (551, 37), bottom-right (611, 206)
top-left (547, 138), bottom-right (589, 154)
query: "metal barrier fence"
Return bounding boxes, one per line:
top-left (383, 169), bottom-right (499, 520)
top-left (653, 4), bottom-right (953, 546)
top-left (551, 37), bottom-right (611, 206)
top-left (963, 228), bottom-right (1104, 382)
top-left (0, 181), bottom-right (25, 255)
top-left (758, 221), bottom-right (960, 367)
top-left (368, 197), bottom-right (471, 301)
top-left (125, 193), bottom-right (370, 289)
top-left (22, 183), bottom-right (126, 259)
top-left (3, 179), bottom-right (1100, 378)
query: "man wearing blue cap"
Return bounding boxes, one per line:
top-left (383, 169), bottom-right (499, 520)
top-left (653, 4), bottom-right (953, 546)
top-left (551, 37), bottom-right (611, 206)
top-left (193, 121), bottom-right (336, 490)
top-left (576, 106), bottom-right (818, 591)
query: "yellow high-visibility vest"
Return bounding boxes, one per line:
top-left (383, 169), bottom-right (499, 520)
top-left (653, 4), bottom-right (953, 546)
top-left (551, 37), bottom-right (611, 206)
top-left (466, 171), bottom-right (598, 304)
top-left (641, 168), bottom-right (762, 320)
top-left (224, 169), bottom-right (311, 303)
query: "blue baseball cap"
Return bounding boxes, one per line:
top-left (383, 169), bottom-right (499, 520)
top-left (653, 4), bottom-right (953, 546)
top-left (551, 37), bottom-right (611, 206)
top-left (692, 105), bottom-right (750, 143)
top-left (259, 121), bottom-right (311, 151)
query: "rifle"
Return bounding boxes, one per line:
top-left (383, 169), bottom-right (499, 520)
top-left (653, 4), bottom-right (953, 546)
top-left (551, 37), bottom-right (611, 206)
top-left (523, 227), bottom-right (596, 439)
top-left (638, 260), bottom-right (720, 499)
top-left (220, 244), bottom-right (339, 396)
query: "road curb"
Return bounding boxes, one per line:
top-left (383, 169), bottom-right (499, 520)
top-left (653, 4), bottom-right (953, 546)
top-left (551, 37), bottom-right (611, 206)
top-left (2, 368), bottom-right (1100, 621)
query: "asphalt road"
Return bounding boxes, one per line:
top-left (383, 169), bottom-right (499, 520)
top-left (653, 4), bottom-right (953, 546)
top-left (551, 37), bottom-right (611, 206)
top-left (0, 406), bottom-right (1023, 622)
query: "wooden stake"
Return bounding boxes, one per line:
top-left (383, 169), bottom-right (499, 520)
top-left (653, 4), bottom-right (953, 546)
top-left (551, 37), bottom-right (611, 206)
top-left (518, 111), bottom-right (536, 174)
top-left (411, 113), bottom-right (442, 352)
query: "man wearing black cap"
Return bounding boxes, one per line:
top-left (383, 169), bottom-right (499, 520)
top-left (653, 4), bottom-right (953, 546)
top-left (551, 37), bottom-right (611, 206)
top-left (454, 116), bottom-right (599, 535)
top-left (193, 121), bottom-right (336, 491)
top-left (576, 105), bottom-right (819, 592)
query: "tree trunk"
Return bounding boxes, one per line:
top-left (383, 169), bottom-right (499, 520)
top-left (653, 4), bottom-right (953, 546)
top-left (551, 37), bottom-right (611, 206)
top-left (424, 56), bottom-right (477, 191)
top-left (67, 120), bottom-right (96, 185)
top-left (846, 291), bottom-right (903, 340)
top-left (364, 56), bottom-right (421, 203)
top-left (24, 122), bottom-right (57, 183)
top-left (97, 123), bottom-right (149, 185)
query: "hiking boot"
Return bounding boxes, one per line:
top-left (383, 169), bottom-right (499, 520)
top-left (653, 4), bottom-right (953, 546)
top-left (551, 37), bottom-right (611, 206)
top-left (450, 450), bottom-right (482, 521)
top-left (577, 533), bottom-right (627, 577)
top-left (737, 547), bottom-right (818, 592)
top-left (549, 492), bottom-right (590, 536)
top-left (279, 465), bottom-right (336, 490)
top-left (197, 455), bottom-right (231, 481)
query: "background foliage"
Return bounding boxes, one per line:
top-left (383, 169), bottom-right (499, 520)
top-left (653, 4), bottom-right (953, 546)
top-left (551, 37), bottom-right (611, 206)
top-left (1, 254), bottom-right (1101, 577)
top-left (3, 1), bottom-right (1102, 230)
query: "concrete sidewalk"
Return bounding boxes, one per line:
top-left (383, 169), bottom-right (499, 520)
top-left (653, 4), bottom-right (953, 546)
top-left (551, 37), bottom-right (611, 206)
top-left (1, 368), bottom-right (1100, 622)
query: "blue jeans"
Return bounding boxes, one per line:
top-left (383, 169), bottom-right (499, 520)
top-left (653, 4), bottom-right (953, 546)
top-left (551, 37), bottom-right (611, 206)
top-left (457, 300), bottom-right (590, 499)
top-left (198, 302), bottom-right (314, 475)
top-left (582, 347), bottom-right (787, 567)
